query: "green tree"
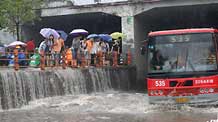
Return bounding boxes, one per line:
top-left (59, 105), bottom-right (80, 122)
top-left (0, 0), bottom-right (43, 41)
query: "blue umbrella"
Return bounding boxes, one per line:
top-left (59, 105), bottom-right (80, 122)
top-left (98, 34), bottom-right (112, 42)
top-left (56, 30), bottom-right (68, 41)
top-left (87, 34), bottom-right (99, 39)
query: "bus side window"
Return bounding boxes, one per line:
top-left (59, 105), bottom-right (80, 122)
top-left (213, 33), bottom-right (218, 64)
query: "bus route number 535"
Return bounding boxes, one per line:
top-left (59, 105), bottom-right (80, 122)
top-left (155, 80), bottom-right (166, 87)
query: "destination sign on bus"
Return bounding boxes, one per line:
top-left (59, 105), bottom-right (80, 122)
top-left (194, 79), bottom-right (214, 84)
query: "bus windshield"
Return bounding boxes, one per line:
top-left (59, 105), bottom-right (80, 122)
top-left (148, 33), bottom-right (217, 73)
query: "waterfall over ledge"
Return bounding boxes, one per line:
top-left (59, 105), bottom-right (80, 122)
top-left (0, 67), bottom-right (136, 110)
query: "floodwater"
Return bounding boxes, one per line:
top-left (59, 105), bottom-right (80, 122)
top-left (0, 91), bottom-right (218, 122)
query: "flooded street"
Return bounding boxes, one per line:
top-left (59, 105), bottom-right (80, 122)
top-left (0, 91), bottom-right (218, 122)
top-left (1, 0), bottom-right (218, 122)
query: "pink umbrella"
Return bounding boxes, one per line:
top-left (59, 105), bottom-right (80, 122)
top-left (40, 28), bottom-right (60, 39)
top-left (7, 41), bottom-right (27, 48)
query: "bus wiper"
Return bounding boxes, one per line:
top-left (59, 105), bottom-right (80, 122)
top-left (185, 49), bottom-right (195, 72)
top-left (176, 54), bottom-right (178, 71)
top-left (188, 59), bottom-right (196, 71)
top-left (185, 50), bottom-right (188, 71)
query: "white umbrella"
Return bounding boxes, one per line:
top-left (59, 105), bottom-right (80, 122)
top-left (7, 41), bottom-right (27, 47)
top-left (69, 29), bottom-right (88, 36)
top-left (40, 28), bottom-right (50, 35)
top-left (40, 28), bottom-right (60, 39)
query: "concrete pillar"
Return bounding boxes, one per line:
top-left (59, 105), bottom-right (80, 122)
top-left (121, 15), bottom-right (146, 90)
top-left (134, 17), bottom-right (147, 88)
top-left (121, 16), bottom-right (135, 64)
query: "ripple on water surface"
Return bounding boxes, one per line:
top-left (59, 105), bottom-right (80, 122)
top-left (1, 91), bottom-right (218, 122)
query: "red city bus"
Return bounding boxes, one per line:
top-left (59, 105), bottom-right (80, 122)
top-left (146, 28), bottom-right (218, 105)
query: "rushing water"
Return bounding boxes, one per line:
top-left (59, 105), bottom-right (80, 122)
top-left (1, 68), bottom-right (218, 122)
top-left (0, 67), bottom-right (136, 110)
top-left (0, 91), bottom-right (218, 122)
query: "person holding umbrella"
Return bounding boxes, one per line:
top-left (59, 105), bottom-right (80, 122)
top-left (90, 37), bottom-right (102, 66)
top-left (39, 38), bottom-right (48, 66)
top-left (38, 39), bottom-right (47, 55)
top-left (69, 29), bottom-right (88, 67)
top-left (110, 32), bottom-right (124, 54)
top-left (39, 28), bottom-right (60, 66)
top-left (52, 33), bottom-right (65, 66)
top-left (85, 37), bottom-right (94, 66)
top-left (38, 35), bottom-right (53, 66)
top-left (110, 37), bottom-right (121, 66)
top-left (98, 34), bottom-right (111, 53)
top-left (47, 34), bottom-right (55, 66)
top-left (71, 36), bottom-right (82, 66)
top-left (111, 39), bottom-right (120, 53)
top-left (96, 39), bottom-right (105, 66)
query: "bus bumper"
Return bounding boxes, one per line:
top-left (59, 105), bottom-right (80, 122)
top-left (149, 93), bottom-right (218, 105)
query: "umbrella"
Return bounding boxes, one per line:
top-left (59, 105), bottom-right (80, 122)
top-left (87, 34), bottom-right (99, 39)
top-left (40, 28), bottom-right (50, 35)
top-left (110, 32), bottom-right (124, 39)
top-left (40, 28), bottom-right (60, 39)
top-left (69, 29), bottom-right (88, 36)
top-left (7, 41), bottom-right (27, 48)
top-left (56, 30), bottom-right (68, 41)
top-left (98, 34), bottom-right (112, 42)
top-left (0, 45), bottom-right (5, 53)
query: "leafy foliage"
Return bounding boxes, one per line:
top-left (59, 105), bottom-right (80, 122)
top-left (0, 0), bottom-right (43, 40)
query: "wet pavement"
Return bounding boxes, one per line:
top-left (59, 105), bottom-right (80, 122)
top-left (0, 91), bottom-right (218, 122)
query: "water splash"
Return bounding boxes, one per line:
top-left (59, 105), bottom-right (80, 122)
top-left (0, 67), bottom-right (136, 110)
top-left (19, 91), bottom-right (149, 114)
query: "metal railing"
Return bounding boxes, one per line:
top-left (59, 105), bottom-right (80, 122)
top-left (0, 49), bottom-right (132, 71)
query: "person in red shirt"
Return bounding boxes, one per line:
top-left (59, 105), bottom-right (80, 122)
top-left (25, 39), bottom-right (35, 59)
top-left (26, 39), bottom-right (35, 53)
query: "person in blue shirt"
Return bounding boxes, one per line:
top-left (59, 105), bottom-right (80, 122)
top-left (18, 48), bottom-right (27, 66)
top-left (8, 46), bottom-right (27, 66)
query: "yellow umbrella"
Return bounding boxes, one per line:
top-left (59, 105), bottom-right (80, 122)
top-left (110, 32), bottom-right (124, 39)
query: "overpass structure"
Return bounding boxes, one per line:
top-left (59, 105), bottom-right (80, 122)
top-left (23, 0), bottom-right (218, 82)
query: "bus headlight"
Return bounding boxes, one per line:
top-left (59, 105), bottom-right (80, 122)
top-left (155, 90), bottom-right (159, 95)
top-left (150, 90), bottom-right (164, 96)
top-left (205, 88), bottom-right (209, 93)
top-left (150, 90), bottom-right (154, 96)
top-left (159, 90), bottom-right (163, 95)
top-left (200, 88), bottom-right (204, 93)
top-left (209, 88), bottom-right (214, 93)
top-left (199, 88), bottom-right (214, 93)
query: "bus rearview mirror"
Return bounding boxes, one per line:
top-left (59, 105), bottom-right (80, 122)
top-left (141, 46), bottom-right (146, 55)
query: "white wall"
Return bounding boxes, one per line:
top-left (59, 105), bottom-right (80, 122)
top-left (73, 0), bottom-right (128, 5)
top-left (101, 0), bottom-right (127, 3)
top-left (72, 0), bottom-right (94, 5)
top-left (0, 30), bottom-right (16, 45)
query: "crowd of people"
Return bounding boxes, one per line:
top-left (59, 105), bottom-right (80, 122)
top-left (0, 32), bottom-right (124, 68)
top-left (38, 33), bottom-right (123, 67)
